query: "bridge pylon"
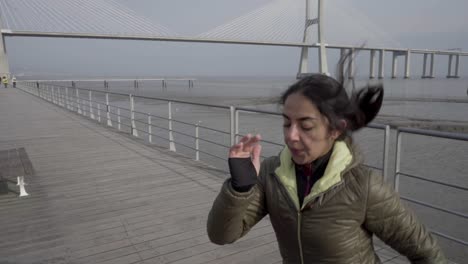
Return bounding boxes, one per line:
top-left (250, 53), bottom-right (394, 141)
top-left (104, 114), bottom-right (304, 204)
top-left (0, 15), bottom-right (10, 78)
top-left (297, 0), bottom-right (328, 78)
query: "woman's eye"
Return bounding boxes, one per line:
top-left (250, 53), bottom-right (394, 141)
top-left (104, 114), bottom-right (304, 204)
top-left (302, 126), bottom-right (314, 131)
top-left (283, 123), bottom-right (291, 128)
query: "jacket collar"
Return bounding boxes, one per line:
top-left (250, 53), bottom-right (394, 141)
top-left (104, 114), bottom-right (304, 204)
top-left (274, 141), bottom-right (354, 210)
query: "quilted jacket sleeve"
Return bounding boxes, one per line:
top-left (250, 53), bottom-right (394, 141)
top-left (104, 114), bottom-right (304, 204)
top-left (364, 171), bottom-right (447, 264)
top-left (207, 162), bottom-right (268, 245)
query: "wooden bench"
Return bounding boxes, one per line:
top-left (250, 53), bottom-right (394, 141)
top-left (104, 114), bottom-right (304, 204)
top-left (0, 147), bottom-right (35, 197)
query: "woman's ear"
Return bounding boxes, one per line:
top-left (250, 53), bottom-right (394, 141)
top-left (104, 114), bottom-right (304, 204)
top-left (330, 120), bottom-right (347, 140)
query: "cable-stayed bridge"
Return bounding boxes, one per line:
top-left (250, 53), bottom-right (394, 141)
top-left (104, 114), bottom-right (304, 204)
top-left (0, 0), bottom-right (466, 79)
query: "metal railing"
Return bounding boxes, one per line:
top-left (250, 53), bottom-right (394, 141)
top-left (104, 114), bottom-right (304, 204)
top-left (18, 81), bottom-right (468, 250)
top-left (394, 127), bottom-right (468, 246)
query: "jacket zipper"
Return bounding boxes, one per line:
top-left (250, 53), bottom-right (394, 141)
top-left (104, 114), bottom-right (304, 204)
top-left (273, 173), bottom-right (305, 264)
top-left (297, 211), bottom-right (304, 264)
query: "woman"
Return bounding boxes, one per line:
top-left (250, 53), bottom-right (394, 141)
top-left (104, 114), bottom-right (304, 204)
top-left (207, 71), bottom-right (446, 263)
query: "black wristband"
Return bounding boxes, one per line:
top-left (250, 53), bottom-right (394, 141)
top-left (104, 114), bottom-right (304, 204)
top-left (228, 157), bottom-right (258, 192)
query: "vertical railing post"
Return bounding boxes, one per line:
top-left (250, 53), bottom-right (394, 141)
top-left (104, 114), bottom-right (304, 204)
top-left (36, 82), bottom-right (41, 98)
top-left (59, 88), bottom-right (64, 106)
top-left (195, 122), bottom-right (200, 161)
top-left (117, 108), bottom-right (121, 131)
top-left (106, 93), bottom-right (112, 126)
top-left (89, 90), bottom-right (95, 119)
top-left (57, 87), bottom-right (61, 105)
top-left (383, 125), bottom-right (391, 182)
top-left (394, 129), bottom-right (402, 192)
top-left (51, 86), bottom-right (55, 104)
top-left (50, 86), bottom-right (53, 102)
top-left (36, 82), bottom-right (40, 98)
top-left (168, 101), bottom-right (176, 151)
top-left (235, 109), bottom-right (240, 143)
top-left (54, 87), bottom-right (58, 105)
top-left (369, 50), bottom-right (376, 79)
top-left (76, 89), bottom-right (82, 114)
top-left (65, 87), bottom-right (69, 109)
top-left (97, 104), bottom-right (101, 122)
top-left (230, 106), bottom-right (236, 146)
top-left (148, 114), bottom-right (152, 143)
top-left (53, 86), bottom-right (57, 103)
top-left (50, 86), bottom-right (54, 103)
top-left (44, 85), bottom-right (47, 101)
top-left (130, 94), bottom-right (139, 137)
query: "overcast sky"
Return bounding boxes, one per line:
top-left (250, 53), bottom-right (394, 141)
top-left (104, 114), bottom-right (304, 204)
top-left (3, 0), bottom-right (468, 77)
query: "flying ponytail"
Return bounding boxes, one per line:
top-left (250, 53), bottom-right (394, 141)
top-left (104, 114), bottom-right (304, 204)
top-left (346, 84), bottom-right (384, 131)
top-left (336, 48), bottom-right (384, 132)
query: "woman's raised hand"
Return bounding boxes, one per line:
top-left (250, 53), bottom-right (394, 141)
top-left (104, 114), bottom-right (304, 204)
top-left (229, 134), bottom-right (262, 176)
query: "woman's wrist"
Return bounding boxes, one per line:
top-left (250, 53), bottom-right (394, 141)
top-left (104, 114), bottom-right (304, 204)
top-left (228, 157), bottom-right (258, 192)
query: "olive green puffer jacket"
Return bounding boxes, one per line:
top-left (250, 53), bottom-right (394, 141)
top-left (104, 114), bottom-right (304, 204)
top-left (207, 141), bottom-right (446, 263)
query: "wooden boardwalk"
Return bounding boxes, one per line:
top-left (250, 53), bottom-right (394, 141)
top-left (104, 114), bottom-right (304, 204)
top-left (0, 88), bottom-right (410, 264)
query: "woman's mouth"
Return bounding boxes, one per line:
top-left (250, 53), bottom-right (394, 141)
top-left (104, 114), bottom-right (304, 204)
top-left (289, 148), bottom-right (303, 156)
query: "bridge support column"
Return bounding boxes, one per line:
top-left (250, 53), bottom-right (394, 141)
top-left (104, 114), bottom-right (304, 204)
top-left (297, 0), bottom-right (328, 78)
top-left (391, 52), bottom-right (398, 78)
top-left (429, 53), bottom-right (435, 78)
top-left (348, 48), bottom-right (355, 79)
top-left (422, 53), bottom-right (436, 78)
top-left (404, 50), bottom-right (411, 79)
top-left (317, 0), bottom-right (328, 75)
top-left (0, 20), bottom-right (10, 78)
top-left (422, 53), bottom-right (434, 79)
top-left (422, 54), bottom-right (428, 78)
top-left (378, 50), bottom-right (385, 79)
top-left (447, 54), bottom-right (460, 78)
top-left (369, 50), bottom-right (376, 79)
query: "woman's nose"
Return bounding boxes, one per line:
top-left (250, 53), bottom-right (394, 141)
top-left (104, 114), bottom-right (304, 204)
top-left (285, 125), bottom-right (300, 142)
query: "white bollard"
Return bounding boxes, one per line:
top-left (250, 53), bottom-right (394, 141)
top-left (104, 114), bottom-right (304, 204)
top-left (17, 176), bottom-right (29, 197)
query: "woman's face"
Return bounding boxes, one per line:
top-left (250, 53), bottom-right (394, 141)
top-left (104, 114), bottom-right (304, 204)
top-left (283, 92), bottom-right (340, 165)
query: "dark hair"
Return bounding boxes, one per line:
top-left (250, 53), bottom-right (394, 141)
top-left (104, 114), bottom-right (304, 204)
top-left (280, 54), bottom-right (383, 140)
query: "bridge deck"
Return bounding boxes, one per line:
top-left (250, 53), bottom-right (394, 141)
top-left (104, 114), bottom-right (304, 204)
top-left (0, 88), bottom-right (408, 264)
